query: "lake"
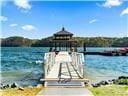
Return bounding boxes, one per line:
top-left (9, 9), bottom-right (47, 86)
top-left (1, 47), bottom-right (128, 86)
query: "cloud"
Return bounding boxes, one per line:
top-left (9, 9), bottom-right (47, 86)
top-left (0, 16), bottom-right (8, 21)
top-left (120, 8), bottom-right (128, 16)
top-left (9, 24), bottom-right (18, 27)
top-left (14, 0), bottom-right (31, 10)
top-left (103, 0), bottom-right (122, 8)
top-left (22, 25), bottom-right (36, 31)
top-left (89, 19), bottom-right (98, 24)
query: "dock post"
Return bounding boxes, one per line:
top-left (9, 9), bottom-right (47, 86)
top-left (84, 42), bottom-right (86, 51)
top-left (83, 42), bottom-right (86, 55)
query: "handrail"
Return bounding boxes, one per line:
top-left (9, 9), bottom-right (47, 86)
top-left (44, 52), bottom-right (55, 78)
top-left (71, 52), bottom-right (84, 78)
top-left (44, 52), bottom-right (84, 80)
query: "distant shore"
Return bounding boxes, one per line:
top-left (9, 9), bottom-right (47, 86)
top-left (1, 36), bottom-right (128, 47)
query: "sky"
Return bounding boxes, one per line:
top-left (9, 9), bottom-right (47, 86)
top-left (0, 0), bottom-right (128, 39)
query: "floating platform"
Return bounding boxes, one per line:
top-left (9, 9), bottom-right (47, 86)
top-left (81, 48), bottom-right (128, 56)
top-left (82, 51), bottom-right (128, 56)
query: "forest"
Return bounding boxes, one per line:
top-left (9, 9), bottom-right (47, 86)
top-left (1, 36), bottom-right (128, 47)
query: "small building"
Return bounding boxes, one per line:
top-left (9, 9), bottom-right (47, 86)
top-left (50, 27), bottom-right (77, 52)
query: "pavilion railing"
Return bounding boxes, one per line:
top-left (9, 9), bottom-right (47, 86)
top-left (44, 52), bottom-right (56, 77)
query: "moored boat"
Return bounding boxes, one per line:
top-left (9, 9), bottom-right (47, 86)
top-left (101, 48), bottom-right (128, 56)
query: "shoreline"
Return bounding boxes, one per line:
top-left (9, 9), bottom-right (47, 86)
top-left (0, 76), bottom-right (127, 96)
top-left (1, 76), bottom-right (128, 90)
top-left (1, 67), bottom-right (128, 87)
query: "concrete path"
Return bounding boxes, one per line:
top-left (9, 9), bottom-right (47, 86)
top-left (36, 87), bottom-right (94, 96)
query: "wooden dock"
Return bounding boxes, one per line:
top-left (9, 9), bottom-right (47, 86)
top-left (41, 51), bottom-right (88, 87)
top-left (37, 28), bottom-right (95, 96)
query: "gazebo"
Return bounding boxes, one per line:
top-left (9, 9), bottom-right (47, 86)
top-left (50, 27), bottom-right (77, 52)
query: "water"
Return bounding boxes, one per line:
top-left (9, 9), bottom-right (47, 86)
top-left (1, 47), bottom-right (128, 86)
top-left (1, 47), bottom-right (49, 86)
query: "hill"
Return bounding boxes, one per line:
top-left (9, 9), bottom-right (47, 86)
top-left (1, 36), bottom-right (128, 47)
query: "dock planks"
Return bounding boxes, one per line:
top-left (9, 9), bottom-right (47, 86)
top-left (46, 52), bottom-right (80, 79)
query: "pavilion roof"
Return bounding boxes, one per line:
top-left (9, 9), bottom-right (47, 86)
top-left (54, 27), bottom-right (73, 36)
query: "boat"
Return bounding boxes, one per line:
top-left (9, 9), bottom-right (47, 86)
top-left (101, 48), bottom-right (128, 56)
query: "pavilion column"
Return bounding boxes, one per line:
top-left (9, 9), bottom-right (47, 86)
top-left (59, 42), bottom-right (61, 51)
top-left (68, 42), bottom-right (70, 51)
top-left (66, 42), bottom-right (67, 51)
top-left (55, 42), bottom-right (57, 51)
top-left (75, 42), bottom-right (77, 52)
top-left (70, 42), bottom-right (71, 51)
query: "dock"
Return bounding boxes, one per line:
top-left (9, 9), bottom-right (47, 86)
top-left (41, 51), bottom-right (88, 87)
top-left (81, 48), bottom-right (128, 56)
top-left (37, 28), bottom-right (93, 96)
top-left (40, 27), bottom-right (89, 87)
top-left (37, 51), bottom-right (93, 96)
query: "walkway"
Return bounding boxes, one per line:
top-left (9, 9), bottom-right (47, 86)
top-left (36, 87), bottom-right (94, 96)
top-left (46, 52), bottom-right (79, 79)
top-left (43, 51), bottom-right (86, 86)
top-left (37, 52), bottom-right (94, 96)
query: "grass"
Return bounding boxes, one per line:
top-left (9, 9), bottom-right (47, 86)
top-left (89, 84), bottom-right (128, 96)
top-left (0, 88), bottom-right (42, 96)
top-left (0, 85), bottom-right (128, 96)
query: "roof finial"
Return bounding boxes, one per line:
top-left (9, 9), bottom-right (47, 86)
top-left (62, 27), bottom-right (65, 31)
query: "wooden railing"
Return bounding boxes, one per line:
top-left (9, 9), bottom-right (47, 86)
top-left (71, 52), bottom-right (85, 78)
top-left (44, 52), bottom-right (84, 79)
top-left (44, 52), bottom-right (56, 77)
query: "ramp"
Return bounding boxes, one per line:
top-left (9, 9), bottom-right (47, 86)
top-left (42, 52), bottom-right (87, 87)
